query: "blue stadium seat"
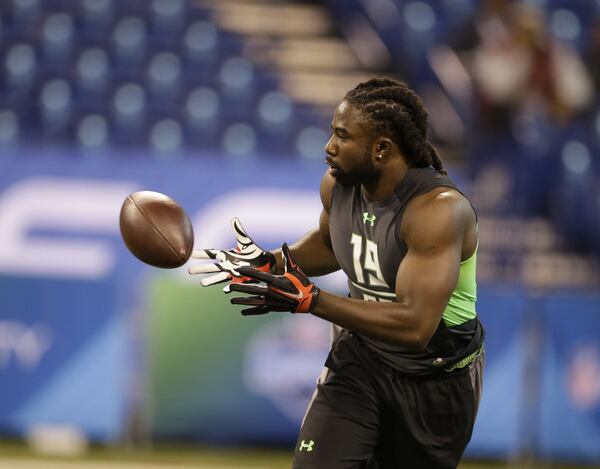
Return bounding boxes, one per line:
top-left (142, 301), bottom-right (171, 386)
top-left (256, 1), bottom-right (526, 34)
top-left (552, 138), bottom-right (596, 252)
top-left (76, 48), bottom-right (109, 96)
top-left (218, 56), bottom-right (256, 110)
top-left (114, 0), bottom-right (148, 17)
top-left (182, 20), bottom-right (221, 73)
top-left (185, 86), bottom-right (220, 124)
top-left (257, 90), bottom-right (293, 127)
top-left (255, 90), bottom-right (295, 154)
top-left (149, 117), bottom-right (184, 155)
top-left (295, 125), bottom-right (329, 161)
top-left (549, 8), bottom-right (583, 47)
top-left (439, 0), bottom-right (476, 19)
top-left (561, 139), bottom-right (592, 177)
top-left (0, 109), bottom-right (20, 145)
top-left (111, 82), bottom-right (146, 144)
top-left (112, 16), bottom-right (147, 70)
top-left (4, 43), bottom-right (37, 91)
top-left (222, 122), bottom-right (257, 158)
top-left (400, 1), bottom-right (441, 70)
top-left (79, 0), bottom-right (113, 39)
top-left (402, 1), bottom-right (437, 34)
top-left (183, 86), bottom-right (221, 148)
top-left (41, 13), bottom-right (75, 67)
top-left (76, 113), bottom-right (109, 150)
top-left (39, 78), bottom-right (72, 137)
top-left (150, 0), bottom-right (186, 39)
top-left (146, 52), bottom-right (182, 102)
top-left (10, 0), bottom-right (40, 28)
top-left (549, 0), bottom-right (598, 48)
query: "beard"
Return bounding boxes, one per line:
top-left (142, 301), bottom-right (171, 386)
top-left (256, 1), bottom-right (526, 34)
top-left (334, 151), bottom-right (378, 188)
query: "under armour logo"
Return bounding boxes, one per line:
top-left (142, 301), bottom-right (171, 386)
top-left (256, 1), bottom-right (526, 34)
top-left (362, 212), bottom-right (376, 227)
top-left (299, 439), bottom-right (315, 452)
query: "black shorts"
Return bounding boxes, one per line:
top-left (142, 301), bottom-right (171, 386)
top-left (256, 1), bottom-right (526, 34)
top-left (292, 332), bottom-right (484, 469)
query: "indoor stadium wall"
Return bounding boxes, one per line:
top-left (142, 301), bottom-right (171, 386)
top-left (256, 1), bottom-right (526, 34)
top-left (0, 151), bottom-right (599, 463)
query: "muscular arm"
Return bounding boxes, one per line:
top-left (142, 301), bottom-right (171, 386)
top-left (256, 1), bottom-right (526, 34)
top-left (311, 189), bottom-right (475, 350)
top-left (271, 172), bottom-right (340, 277)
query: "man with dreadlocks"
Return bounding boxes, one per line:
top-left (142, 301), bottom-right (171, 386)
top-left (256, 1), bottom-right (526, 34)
top-left (189, 77), bottom-right (485, 469)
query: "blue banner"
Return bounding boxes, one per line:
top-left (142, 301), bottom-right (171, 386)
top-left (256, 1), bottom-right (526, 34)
top-left (0, 148), bottom-right (328, 443)
top-left (466, 287), bottom-right (528, 457)
top-left (538, 295), bottom-right (600, 462)
top-left (0, 275), bottom-right (129, 441)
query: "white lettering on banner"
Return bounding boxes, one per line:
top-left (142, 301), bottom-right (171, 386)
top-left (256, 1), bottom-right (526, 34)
top-left (0, 178), bottom-right (138, 279)
top-left (0, 180), bottom-right (347, 286)
top-left (0, 321), bottom-right (52, 370)
top-left (192, 189), bottom-right (321, 248)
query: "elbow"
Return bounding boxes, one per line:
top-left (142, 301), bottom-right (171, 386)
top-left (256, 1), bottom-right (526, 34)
top-left (407, 335), bottom-right (429, 352)
top-left (401, 329), bottom-right (432, 351)
top-left (377, 328), bottom-right (431, 350)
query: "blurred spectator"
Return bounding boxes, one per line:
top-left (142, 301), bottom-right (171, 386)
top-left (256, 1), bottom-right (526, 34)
top-left (452, 0), bottom-right (515, 54)
top-left (449, 2), bottom-right (595, 219)
top-left (456, 3), bottom-right (594, 136)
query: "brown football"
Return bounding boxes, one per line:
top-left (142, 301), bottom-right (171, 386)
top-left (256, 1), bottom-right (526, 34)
top-left (119, 191), bottom-right (194, 268)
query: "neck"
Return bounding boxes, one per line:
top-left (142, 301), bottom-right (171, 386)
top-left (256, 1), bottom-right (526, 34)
top-left (361, 157), bottom-right (410, 203)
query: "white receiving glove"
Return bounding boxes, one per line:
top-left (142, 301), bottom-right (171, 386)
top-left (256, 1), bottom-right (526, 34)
top-left (188, 218), bottom-right (276, 292)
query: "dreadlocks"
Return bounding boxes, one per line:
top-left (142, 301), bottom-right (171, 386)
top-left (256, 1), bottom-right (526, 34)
top-left (344, 77), bottom-right (447, 176)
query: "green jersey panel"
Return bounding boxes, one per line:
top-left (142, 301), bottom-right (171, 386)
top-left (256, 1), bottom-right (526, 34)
top-left (443, 248), bottom-right (477, 327)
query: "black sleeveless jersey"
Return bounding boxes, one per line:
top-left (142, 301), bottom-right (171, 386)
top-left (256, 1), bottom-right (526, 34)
top-left (328, 167), bottom-right (484, 375)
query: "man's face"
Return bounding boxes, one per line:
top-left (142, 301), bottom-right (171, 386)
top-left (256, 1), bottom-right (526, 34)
top-left (325, 101), bottom-right (377, 187)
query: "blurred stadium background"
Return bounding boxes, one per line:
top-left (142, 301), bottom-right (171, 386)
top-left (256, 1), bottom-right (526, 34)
top-left (0, 0), bottom-right (599, 467)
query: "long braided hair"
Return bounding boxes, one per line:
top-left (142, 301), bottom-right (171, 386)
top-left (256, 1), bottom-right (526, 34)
top-left (344, 77), bottom-right (447, 176)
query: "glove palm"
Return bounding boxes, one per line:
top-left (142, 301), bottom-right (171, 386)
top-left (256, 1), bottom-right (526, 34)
top-left (188, 218), bottom-right (275, 292)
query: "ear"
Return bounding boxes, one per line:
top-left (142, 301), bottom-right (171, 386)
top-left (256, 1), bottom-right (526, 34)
top-left (373, 138), bottom-right (393, 158)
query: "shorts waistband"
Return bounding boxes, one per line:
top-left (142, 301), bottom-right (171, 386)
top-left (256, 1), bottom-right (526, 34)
top-left (444, 344), bottom-right (485, 373)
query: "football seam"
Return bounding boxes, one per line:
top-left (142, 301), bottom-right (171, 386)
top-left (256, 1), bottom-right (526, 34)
top-left (128, 195), bottom-right (185, 264)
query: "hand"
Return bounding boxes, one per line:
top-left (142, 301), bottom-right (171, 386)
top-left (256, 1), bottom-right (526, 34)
top-left (188, 218), bottom-right (276, 292)
top-left (230, 243), bottom-right (320, 315)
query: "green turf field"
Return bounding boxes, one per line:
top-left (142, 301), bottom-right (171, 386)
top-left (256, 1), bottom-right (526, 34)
top-left (0, 441), bottom-right (592, 469)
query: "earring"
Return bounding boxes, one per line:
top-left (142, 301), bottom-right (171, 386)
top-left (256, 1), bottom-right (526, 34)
top-left (376, 154), bottom-right (383, 160)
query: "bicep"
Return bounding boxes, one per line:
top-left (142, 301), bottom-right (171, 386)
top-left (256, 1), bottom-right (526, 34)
top-left (394, 192), bottom-right (467, 340)
top-left (395, 243), bottom-right (460, 336)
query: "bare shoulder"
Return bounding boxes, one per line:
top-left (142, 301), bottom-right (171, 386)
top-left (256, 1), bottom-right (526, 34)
top-left (401, 187), bottom-right (475, 250)
top-left (320, 170), bottom-right (336, 213)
